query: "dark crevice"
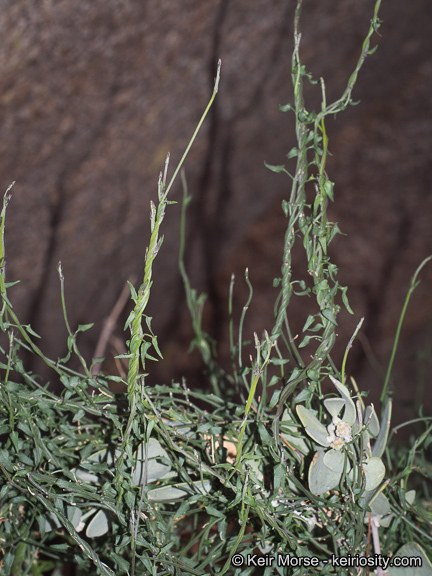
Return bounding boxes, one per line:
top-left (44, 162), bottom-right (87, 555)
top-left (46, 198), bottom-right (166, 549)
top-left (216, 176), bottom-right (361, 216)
top-left (350, 207), bottom-right (413, 384)
top-left (235, 2), bottom-right (292, 122)
top-left (160, 1), bottom-right (292, 373)
top-left (192, 0), bottom-right (229, 328)
top-left (197, 0), bottom-right (292, 344)
top-left (160, 0), bottom-right (230, 354)
top-left (201, 124), bottom-right (235, 346)
top-left (24, 77), bottom-right (122, 375)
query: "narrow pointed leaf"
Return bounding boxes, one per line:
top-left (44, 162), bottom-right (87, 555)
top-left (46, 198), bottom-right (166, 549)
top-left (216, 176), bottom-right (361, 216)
top-left (364, 405), bottom-right (380, 437)
top-left (372, 401), bottom-right (392, 458)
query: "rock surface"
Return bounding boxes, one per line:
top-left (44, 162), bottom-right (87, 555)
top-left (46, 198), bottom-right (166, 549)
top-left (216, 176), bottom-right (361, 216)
top-left (0, 1), bottom-right (431, 422)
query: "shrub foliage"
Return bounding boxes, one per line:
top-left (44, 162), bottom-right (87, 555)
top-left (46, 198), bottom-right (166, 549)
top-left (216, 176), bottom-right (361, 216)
top-left (1, 1), bottom-right (431, 575)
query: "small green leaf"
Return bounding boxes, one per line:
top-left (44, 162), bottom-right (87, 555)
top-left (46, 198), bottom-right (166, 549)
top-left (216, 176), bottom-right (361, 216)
top-left (25, 324), bottom-right (41, 338)
top-left (264, 161), bottom-right (286, 173)
top-left (293, 387), bottom-right (313, 405)
top-left (37, 515), bottom-right (48, 536)
top-left (298, 334), bottom-right (316, 349)
top-left (50, 543), bottom-right (69, 551)
top-left (323, 180), bottom-right (334, 202)
top-left (286, 147), bottom-right (299, 159)
top-left (72, 409), bottom-right (85, 423)
top-left (76, 323), bottom-right (94, 333)
top-left (18, 453), bottom-right (33, 466)
top-left (4, 280), bottom-right (20, 289)
top-left (205, 505), bottom-right (225, 519)
top-left (302, 314), bottom-right (316, 332)
top-left (340, 286), bottom-right (354, 314)
top-left (306, 368), bottom-right (320, 382)
top-left (41, 513), bottom-right (62, 534)
top-left (257, 421), bottom-right (273, 446)
top-left (405, 489), bottom-right (416, 506)
top-left (269, 358), bottom-right (289, 366)
top-left (273, 463), bottom-right (285, 491)
top-left (322, 308), bottom-right (337, 325)
top-left (367, 492), bottom-right (391, 520)
top-left (279, 103), bottom-right (292, 112)
top-left (67, 335), bottom-right (75, 351)
top-left (124, 490), bottom-right (135, 509)
top-left (269, 389), bottom-right (281, 409)
top-left (111, 553), bottom-right (130, 572)
top-left (124, 309), bottom-right (136, 329)
top-left (11, 541), bottom-right (28, 575)
top-left (0, 449), bottom-right (14, 472)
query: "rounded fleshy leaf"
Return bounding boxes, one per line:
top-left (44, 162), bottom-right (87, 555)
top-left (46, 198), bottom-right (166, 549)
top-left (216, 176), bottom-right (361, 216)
top-left (365, 492), bottom-right (393, 528)
top-left (405, 490), bottom-right (416, 506)
top-left (163, 419), bottom-right (193, 438)
top-left (323, 397), bottom-right (345, 418)
top-left (73, 448), bottom-right (122, 484)
top-left (296, 405), bottom-right (329, 447)
top-left (323, 448), bottom-right (345, 473)
top-left (86, 510), bottom-right (109, 538)
top-left (370, 492), bottom-right (391, 517)
top-left (133, 438), bottom-right (174, 486)
top-left (39, 513), bottom-right (61, 534)
top-left (148, 480), bottom-right (212, 502)
top-left (363, 457), bottom-right (385, 491)
top-left (280, 410), bottom-right (310, 455)
top-left (308, 449), bottom-right (342, 495)
top-left (388, 542), bottom-right (432, 575)
top-left (67, 506), bottom-right (82, 530)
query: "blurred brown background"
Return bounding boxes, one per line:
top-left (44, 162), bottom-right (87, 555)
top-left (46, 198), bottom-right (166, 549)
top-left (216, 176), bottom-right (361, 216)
top-left (0, 0), bottom-right (431, 424)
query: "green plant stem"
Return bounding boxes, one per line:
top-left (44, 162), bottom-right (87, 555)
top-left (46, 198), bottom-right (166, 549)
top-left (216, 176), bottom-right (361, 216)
top-left (380, 255), bottom-right (432, 404)
top-left (0, 185), bottom-right (14, 304)
top-left (179, 171), bottom-right (223, 396)
top-left (341, 317), bottom-right (364, 385)
top-left (272, 0), bottom-right (382, 442)
top-left (230, 332), bottom-right (272, 476)
top-left (58, 262), bottom-right (93, 379)
top-left (165, 60), bottom-right (220, 197)
top-left (116, 60), bottom-right (222, 500)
